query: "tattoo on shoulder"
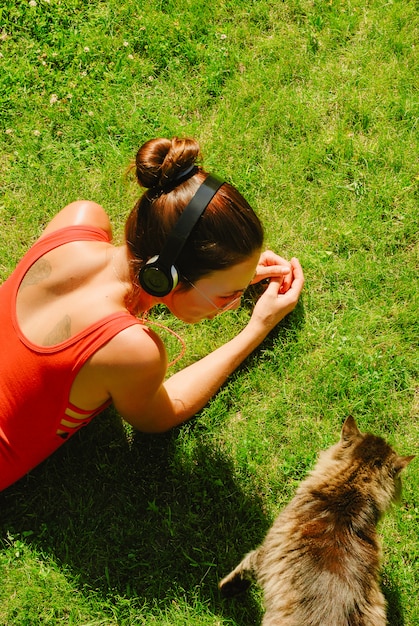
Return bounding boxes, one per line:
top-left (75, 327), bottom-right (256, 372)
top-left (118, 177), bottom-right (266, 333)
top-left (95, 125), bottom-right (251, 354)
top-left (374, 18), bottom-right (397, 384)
top-left (19, 258), bottom-right (52, 290)
top-left (43, 315), bottom-right (72, 346)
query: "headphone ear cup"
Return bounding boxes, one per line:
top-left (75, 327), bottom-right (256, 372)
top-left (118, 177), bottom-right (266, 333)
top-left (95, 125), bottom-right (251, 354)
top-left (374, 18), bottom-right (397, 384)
top-left (139, 255), bottom-right (179, 296)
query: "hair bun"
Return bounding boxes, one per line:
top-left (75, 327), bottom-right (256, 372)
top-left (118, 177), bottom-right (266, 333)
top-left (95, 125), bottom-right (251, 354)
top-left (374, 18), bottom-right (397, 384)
top-left (135, 137), bottom-right (200, 189)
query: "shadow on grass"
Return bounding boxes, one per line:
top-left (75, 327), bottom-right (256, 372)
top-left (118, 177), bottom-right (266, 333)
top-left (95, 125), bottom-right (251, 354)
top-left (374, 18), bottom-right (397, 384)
top-left (0, 409), bottom-right (269, 625)
top-left (382, 571), bottom-right (405, 626)
top-left (0, 301), bottom-right (306, 624)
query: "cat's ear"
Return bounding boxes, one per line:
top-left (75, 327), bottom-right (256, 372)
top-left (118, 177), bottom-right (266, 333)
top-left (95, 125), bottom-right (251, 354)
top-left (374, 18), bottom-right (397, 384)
top-left (394, 455), bottom-right (415, 474)
top-left (340, 416), bottom-right (361, 447)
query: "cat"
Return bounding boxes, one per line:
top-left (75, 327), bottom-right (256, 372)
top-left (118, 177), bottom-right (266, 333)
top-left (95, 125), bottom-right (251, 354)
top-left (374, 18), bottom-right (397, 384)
top-left (219, 416), bottom-right (414, 626)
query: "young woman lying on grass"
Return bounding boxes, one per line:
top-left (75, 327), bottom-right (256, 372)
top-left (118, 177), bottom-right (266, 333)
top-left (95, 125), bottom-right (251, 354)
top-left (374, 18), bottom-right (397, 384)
top-left (0, 136), bottom-right (304, 491)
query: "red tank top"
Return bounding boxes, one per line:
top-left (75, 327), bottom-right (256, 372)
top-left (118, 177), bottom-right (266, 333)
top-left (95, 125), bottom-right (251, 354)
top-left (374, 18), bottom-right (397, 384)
top-left (0, 226), bottom-right (141, 491)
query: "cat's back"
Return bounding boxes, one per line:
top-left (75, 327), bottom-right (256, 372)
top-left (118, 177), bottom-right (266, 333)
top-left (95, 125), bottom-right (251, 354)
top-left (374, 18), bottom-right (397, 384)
top-left (258, 440), bottom-right (384, 579)
top-left (219, 418), bottom-right (413, 626)
top-left (258, 487), bottom-right (385, 626)
top-left (256, 431), bottom-right (394, 625)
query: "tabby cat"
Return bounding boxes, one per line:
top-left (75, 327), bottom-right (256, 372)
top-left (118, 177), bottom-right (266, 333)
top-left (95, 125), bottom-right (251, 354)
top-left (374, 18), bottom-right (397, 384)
top-left (219, 416), bottom-right (414, 626)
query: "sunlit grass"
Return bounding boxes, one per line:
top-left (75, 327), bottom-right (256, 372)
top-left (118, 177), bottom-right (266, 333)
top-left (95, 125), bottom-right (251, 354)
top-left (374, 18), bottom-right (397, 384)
top-left (0, 0), bottom-right (418, 624)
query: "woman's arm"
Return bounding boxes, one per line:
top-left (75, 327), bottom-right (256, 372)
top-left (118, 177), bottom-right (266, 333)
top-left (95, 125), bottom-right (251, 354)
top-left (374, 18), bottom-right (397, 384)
top-left (106, 258), bottom-right (304, 433)
top-left (160, 257), bottom-right (304, 425)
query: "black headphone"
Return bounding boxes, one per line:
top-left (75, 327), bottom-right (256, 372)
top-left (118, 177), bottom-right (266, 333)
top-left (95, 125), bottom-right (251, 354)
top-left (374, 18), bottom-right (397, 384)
top-left (138, 174), bottom-right (224, 297)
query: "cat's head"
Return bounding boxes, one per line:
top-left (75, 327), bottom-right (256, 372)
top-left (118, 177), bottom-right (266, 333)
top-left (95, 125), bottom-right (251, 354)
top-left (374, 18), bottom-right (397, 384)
top-left (339, 416), bottom-right (415, 506)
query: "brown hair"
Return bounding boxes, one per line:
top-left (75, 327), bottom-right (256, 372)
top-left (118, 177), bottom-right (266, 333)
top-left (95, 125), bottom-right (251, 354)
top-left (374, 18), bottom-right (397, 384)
top-left (125, 137), bottom-right (264, 292)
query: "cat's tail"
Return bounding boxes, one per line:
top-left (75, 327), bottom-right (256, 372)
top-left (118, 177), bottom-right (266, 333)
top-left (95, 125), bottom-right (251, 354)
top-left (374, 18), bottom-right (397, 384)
top-left (219, 550), bottom-right (257, 598)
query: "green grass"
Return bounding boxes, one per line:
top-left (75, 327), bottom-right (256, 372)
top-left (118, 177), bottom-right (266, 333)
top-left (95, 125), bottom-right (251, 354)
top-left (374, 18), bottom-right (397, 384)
top-left (0, 0), bottom-right (418, 624)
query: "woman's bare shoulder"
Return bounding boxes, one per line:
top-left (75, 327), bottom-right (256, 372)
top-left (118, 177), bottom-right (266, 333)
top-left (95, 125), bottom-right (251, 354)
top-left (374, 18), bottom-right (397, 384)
top-left (90, 322), bottom-right (170, 424)
top-left (93, 322), bottom-right (168, 372)
top-left (42, 201), bottom-right (113, 239)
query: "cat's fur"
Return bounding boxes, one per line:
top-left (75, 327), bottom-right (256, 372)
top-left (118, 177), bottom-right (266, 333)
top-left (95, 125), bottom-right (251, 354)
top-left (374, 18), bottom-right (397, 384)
top-left (219, 416), bottom-right (414, 626)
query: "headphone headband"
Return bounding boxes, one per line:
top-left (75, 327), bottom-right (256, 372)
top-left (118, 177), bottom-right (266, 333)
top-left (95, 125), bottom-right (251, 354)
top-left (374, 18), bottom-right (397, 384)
top-left (158, 174), bottom-right (224, 268)
top-left (139, 174), bottom-right (224, 296)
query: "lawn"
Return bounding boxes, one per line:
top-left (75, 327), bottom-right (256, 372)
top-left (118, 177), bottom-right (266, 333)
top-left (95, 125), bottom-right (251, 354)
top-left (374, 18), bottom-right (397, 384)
top-left (0, 0), bottom-right (418, 624)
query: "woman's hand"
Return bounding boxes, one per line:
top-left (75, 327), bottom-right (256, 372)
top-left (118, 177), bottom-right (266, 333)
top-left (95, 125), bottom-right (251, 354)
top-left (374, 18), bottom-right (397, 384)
top-left (249, 257), bottom-right (304, 334)
top-left (252, 250), bottom-right (293, 294)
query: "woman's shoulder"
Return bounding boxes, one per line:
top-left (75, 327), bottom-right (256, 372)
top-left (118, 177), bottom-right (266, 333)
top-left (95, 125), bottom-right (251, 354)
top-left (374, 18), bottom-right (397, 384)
top-left (41, 201), bottom-right (113, 239)
top-left (93, 321), bottom-right (168, 372)
top-left (89, 321), bottom-right (168, 406)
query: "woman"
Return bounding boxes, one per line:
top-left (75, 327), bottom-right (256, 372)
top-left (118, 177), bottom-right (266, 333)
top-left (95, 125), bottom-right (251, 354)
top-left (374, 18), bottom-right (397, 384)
top-left (0, 137), bottom-right (304, 491)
